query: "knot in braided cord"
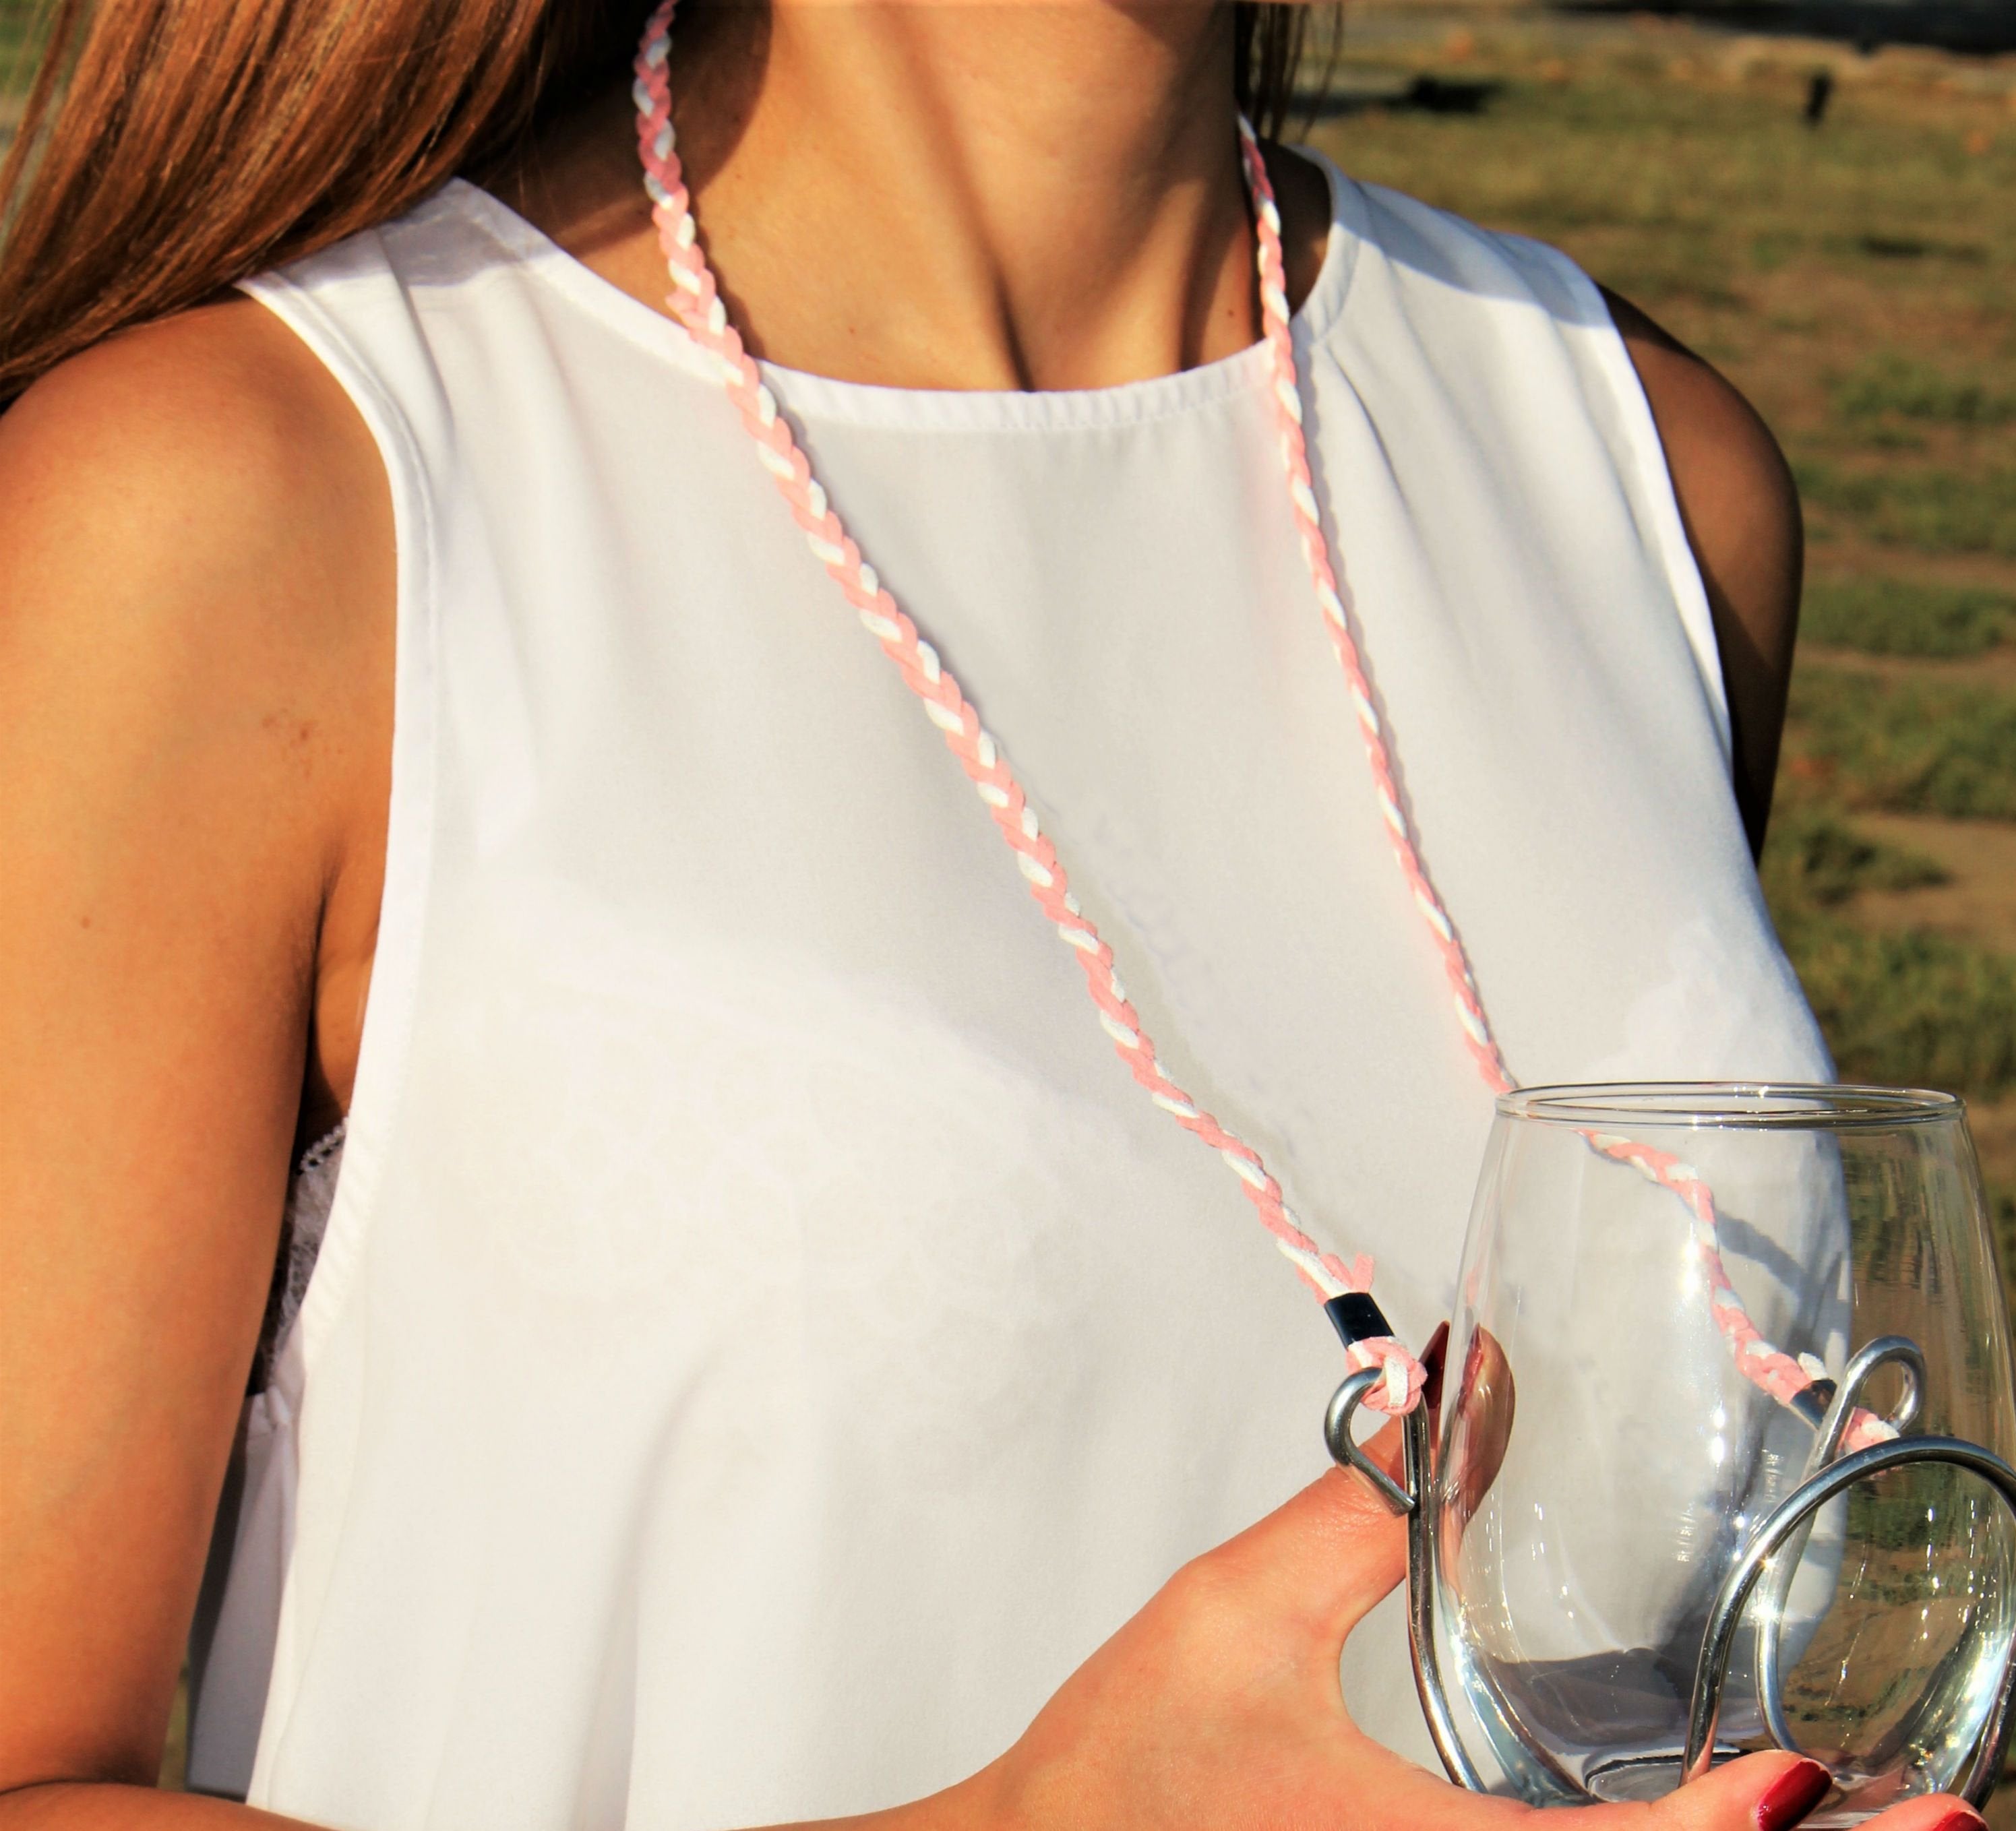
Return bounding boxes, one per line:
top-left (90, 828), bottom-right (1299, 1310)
top-left (1346, 1338), bottom-right (1430, 1415)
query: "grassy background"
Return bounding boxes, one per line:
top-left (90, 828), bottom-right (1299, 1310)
top-left (0, 1), bottom-right (36, 99)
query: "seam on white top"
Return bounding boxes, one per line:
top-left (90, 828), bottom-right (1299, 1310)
top-left (231, 261), bottom-right (444, 1795)
top-left (419, 149), bottom-right (1367, 435)
top-left (234, 270), bottom-right (442, 1381)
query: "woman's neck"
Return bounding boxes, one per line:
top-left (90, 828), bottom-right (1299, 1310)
top-left (498, 1), bottom-right (1330, 392)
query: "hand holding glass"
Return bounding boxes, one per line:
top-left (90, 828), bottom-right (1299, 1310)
top-left (1330, 1085), bottom-right (2016, 1824)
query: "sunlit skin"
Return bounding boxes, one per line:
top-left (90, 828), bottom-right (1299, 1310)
top-left (0, 3), bottom-right (1935, 1830)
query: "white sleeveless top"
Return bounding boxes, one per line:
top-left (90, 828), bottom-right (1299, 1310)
top-left (189, 155), bottom-right (1830, 1827)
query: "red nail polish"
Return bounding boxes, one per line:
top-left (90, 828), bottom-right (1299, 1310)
top-left (1753, 1760), bottom-right (1831, 1831)
top-left (1925, 1811), bottom-right (1985, 1831)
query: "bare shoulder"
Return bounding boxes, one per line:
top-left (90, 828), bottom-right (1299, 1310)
top-left (0, 294), bottom-right (389, 651)
top-left (0, 294), bottom-right (392, 875)
top-left (1599, 287), bottom-right (1802, 856)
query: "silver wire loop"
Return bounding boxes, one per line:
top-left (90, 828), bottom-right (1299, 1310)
top-left (1322, 1372), bottom-right (1490, 1789)
top-left (1324, 1368), bottom-right (1415, 1516)
top-left (1683, 1433), bottom-right (2016, 1805)
top-left (1400, 1401), bottom-right (1494, 1791)
top-left (1754, 1336), bottom-right (1931, 1754)
top-left (1326, 1338), bottom-right (2016, 1807)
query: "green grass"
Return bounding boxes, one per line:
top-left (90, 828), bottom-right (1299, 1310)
top-left (1755, 794), bottom-right (2016, 1096)
top-left (1787, 662), bottom-right (2016, 819)
top-left (1757, 782), bottom-right (2016, 1098)
top-left (1802, 576), bottom-right (2016, 656)
top-left (0, 1), bottom-right (46, 107)
top-left (1833, 354), bottom-right (2016, 430)
top-left (1798, 461), bottom-right (2016, 559)
top-left (1768, 903), bottom-right (2016, 1096)
top-left (1758, 796), bottom-right (1949, 906)
top-left (1314, 59), bottom-right (2016, 321)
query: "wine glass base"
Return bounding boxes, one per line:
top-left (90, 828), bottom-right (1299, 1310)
top-left (1583, 1751), bottom-right (1728, 1804)
top-left (1583, 1754), bottom-right (1890, 1825)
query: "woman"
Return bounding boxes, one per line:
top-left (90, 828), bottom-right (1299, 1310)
top-left (0, 2), bottom-right (1980, 1828)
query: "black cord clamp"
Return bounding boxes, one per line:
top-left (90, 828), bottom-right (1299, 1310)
top-left (1325, 1291), bottom-right (1395, 1351)
top-left (1792, 1377), bottom-right (1839, 1429)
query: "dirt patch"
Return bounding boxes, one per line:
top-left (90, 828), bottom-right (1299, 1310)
top-left (1804, 647), bottom-right (2016, 687)
top-left (1963, 1089), bottom-right (2016, 1186)
top-left (1851, 813), bottom-right (2016, 951)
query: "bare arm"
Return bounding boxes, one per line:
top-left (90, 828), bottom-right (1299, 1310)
top-left (0, 301), bottom-right (390, 1820)
top-left (1602, 288), bottom-right (1803, 860)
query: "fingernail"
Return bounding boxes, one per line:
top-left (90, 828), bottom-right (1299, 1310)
top-left (1754, 1760), bottom-right (1831, 1831)
top-left (1420, 1322), bottom-right (1449, 1416)
top-left (1926, 1811), bottom-right (1985, 1831)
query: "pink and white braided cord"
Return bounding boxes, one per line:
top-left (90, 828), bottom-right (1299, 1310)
top-left (630, 5), bottom-right (1884, 1447)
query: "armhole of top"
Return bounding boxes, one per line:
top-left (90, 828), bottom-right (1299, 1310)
top-left (1510, 242), bottom-right (1736, 771)
top-left (235, 268), bottom-right (440, 1389)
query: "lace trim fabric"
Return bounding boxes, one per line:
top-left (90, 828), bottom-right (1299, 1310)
top-left (253, 1122), bottom-right (346, 1389)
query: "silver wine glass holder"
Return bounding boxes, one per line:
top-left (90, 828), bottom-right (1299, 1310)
top-left (1321, 1297), bottom-right (2016, 1809)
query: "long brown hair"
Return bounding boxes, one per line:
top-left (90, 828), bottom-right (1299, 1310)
top-left (0, 0), bottom-right (1330, 408)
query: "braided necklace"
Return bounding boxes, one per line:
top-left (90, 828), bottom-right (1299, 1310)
top-left (628, 5), bottom-right (1875, 1444)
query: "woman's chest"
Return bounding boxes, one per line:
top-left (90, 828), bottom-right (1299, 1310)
top-left (392, 359), bottom-right (1823, 1386)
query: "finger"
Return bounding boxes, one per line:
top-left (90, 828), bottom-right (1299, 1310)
top-left (1321, 1746), bottom-right (1988, 1831)
top-left (1206, 1460), bottom-right (1409, 1643)
top-left (1450, 1324), bottom-right (1516, 1520)
top-left (1641, 1756), bottom-right (1990, 1831)
top-left (1858, 1797), bottom-right (1985, 1831)
top-left (1303, 1720), bottom-right (1530, 1831)
top-left (1642, 1754), bottom-right (1835, 1831)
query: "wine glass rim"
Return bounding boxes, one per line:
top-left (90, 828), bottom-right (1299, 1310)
top-left (1496, 1080), bottom-right (1963, 1129)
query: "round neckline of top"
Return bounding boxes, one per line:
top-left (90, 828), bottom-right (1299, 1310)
top-left (439, 146), bottom-right (1364, 434)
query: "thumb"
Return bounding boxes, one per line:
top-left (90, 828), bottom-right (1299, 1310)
top-left (1207, 1431), bottom-right (1410, 1644)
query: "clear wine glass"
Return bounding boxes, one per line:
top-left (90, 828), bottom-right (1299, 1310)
top-left (1418, 1084), bottom-right (2016, 1822)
